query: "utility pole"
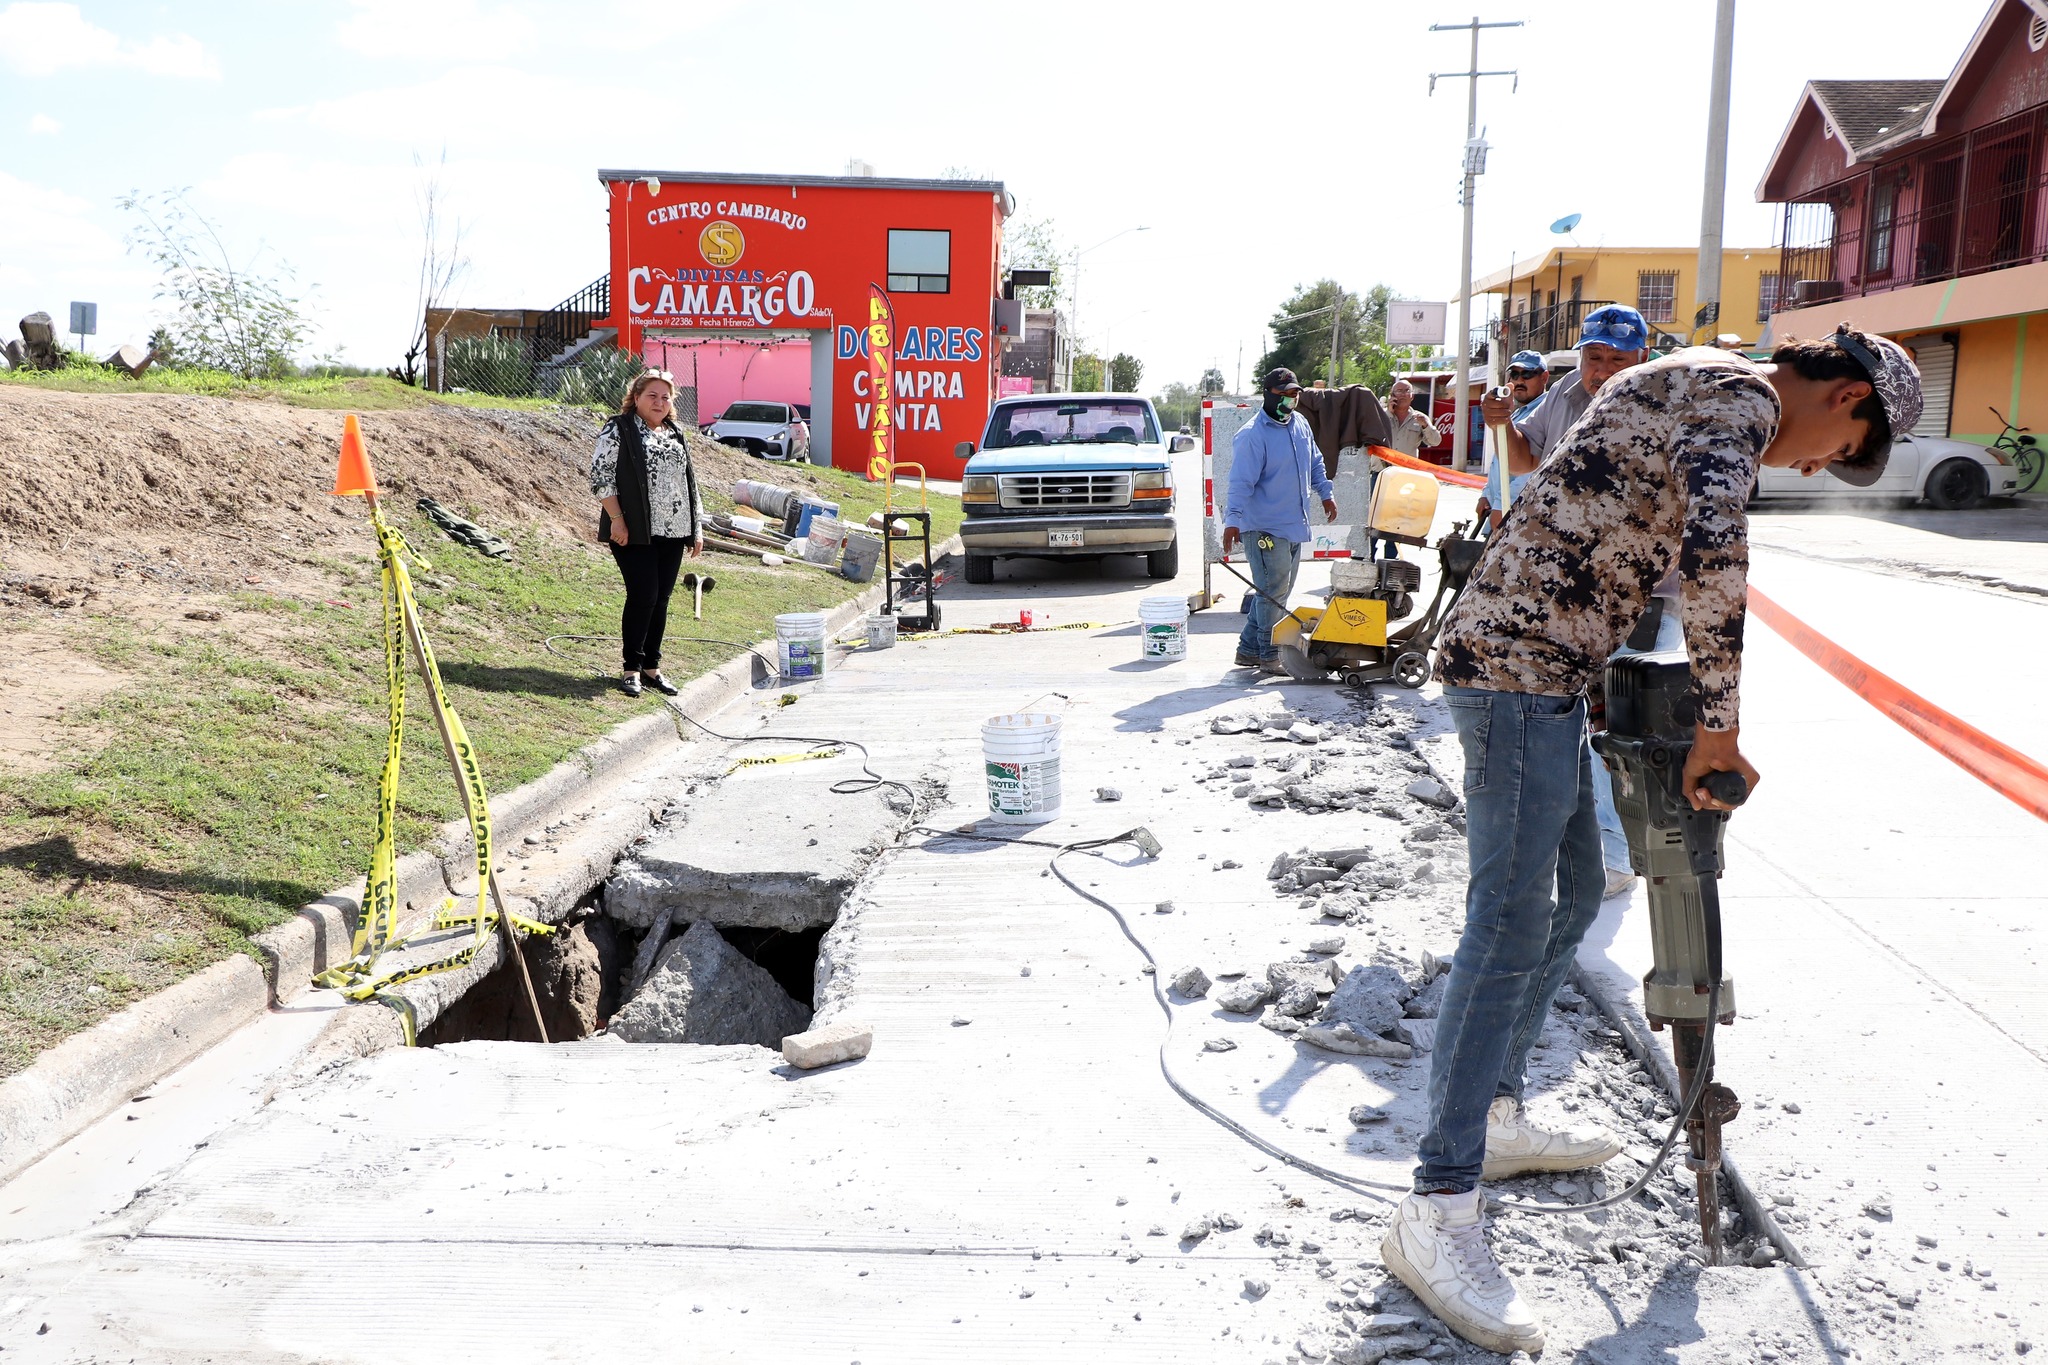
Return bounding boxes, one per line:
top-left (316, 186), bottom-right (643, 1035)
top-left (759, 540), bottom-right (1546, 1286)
top-left (1328, 289), bottom-right (1344, 388)
top-left (1695, 0), bottom-right (1737, 342)
top-left (1431, 16), bottom-right (1521, 472)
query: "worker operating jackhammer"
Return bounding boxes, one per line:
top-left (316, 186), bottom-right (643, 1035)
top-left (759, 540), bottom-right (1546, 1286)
top-left (1378, 327), bottom-right (1923, 1356)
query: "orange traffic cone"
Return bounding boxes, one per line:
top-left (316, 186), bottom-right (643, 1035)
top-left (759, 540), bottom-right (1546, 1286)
top-left (332, 413), bottom-right (378, 498)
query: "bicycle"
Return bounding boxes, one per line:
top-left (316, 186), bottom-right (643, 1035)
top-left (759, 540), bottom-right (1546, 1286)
top-left (1989, 405), bottom-right (2044, 492)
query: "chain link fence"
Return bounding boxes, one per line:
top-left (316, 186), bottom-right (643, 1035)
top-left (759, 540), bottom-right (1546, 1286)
top-left (434, 334), bottom-right (678, 413)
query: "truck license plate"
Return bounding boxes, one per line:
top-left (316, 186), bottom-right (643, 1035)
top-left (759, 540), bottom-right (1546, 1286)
top-left (1047, 527), bottom-right (1084, 548)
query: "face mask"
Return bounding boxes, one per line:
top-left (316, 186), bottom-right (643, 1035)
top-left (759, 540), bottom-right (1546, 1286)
top-left (1264, 392), bottom-right (1296, 420)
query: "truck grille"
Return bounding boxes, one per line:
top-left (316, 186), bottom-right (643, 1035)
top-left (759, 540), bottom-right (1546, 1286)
top-left (998, 472), bottom-right (1132, 510)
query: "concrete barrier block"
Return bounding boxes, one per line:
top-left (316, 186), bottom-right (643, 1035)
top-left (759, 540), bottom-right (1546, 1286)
top-left (782, 1020), bottom-right (873, 1069)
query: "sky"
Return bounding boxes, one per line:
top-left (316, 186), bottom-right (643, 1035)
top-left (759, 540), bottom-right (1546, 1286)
top-left (0, 0), bottom-right (1994, 393)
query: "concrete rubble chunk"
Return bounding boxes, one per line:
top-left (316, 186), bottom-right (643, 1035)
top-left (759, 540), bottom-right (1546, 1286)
top-left (1322, 963), bottom-right (1411, 1037)
top-left (1333, 1335), bottom-right (1437, 1365)
top-left (1242, 1278), bottom-right (1271, 1300)
top-left (1420, 949), bottom-right (1456, 982)
top-left (1390, 1017), bottom-right (1437, 1052)
top-left (1298, 1023), bottom-right (1414, 1059)
top-left (602, 765), bottom-right (910, 931)
top-left (611, 923), bottom-right (812, 1046)
top-left (1211, 714), bottom-right (1260, 734)
top-left (1215, 978), bottom-right (1273, 1014)
top-left (1349, 1103), bottom-right (1392, 1126)
top-left (1268, 956), bottom-right (1341, 996)
top-left (1863, 1196), bottom-right (1893, 1221)
top-left (1170, 965), bottom-right (1211, 998)
top-left (1181, 1216), bottom-right (1212, 1242)
top-left (103, 342), bottom-right (152, 376)
top-left (1404, 974), bottom-right (1449, 1019)
top-left (1308, 935), bottom-right (1346, 954)
top-left (781, 1020), bottom-right (873, 1069)
top-left (1405, 776), bottom-right (1456, 808)
top-left (1247, 785), bottom-right (1287, 805)
top-left (1273, 982), bottom-right (1321, 1017)
top-left (1095, 786), bottom-right (1123, 802)
top-left (1202, 1036), bottom-right (1238, 1052)
top-left (1261, 1013), bottom-right (1304, 1036)
top-left (1297, 866), bottom-right (1340, 885)
top-left (1289, 722), bottom-right (1325, 744)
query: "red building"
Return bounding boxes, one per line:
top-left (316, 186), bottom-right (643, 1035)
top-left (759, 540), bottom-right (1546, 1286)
top-left (600, 169), bottom-right (1013, 479)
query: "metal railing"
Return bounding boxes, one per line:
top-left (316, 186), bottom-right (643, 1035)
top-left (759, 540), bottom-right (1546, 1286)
top-left (1777, 106), bottom-right (2048, 307)
top-left (1498, 299), bottom-right (1621, 356)
top-left (533, 275), bottom-right (611, 365)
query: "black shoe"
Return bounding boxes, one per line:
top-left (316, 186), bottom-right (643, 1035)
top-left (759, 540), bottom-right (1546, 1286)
top-left (620, 672), bottom-right (643, 697)
top-left (642, 671), bottom-right (680, 696)
top-left (1234, 650), bottom-right (1261, 668)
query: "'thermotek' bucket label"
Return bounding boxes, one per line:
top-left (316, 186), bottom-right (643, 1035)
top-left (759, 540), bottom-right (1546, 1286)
top-left (1142, 622), bottom-right (1188, 658)
top-left (986, 757), bottom-right (1061, 815)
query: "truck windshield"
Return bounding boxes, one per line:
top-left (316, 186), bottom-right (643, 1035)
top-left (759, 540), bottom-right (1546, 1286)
top-left (982, 400), bottom-right (1158, 448)
top-left (722, 403), bottom-right (788, 423)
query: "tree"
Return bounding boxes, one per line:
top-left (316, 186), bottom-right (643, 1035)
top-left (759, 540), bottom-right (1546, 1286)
top-left (397, 150), bottom-right (470, 387)
top-left (1199, 367), bottom-right (1227, 395)
top-left (1108, 352), bottom-right (1143, 393)
top-left (1152, 380), bottom-right (1201, 431)
top-left (120, 190), bottom-right (308, 379)
top-left (1002, 211), bottom-right (1065, 310)
top-left (1072, 353), bottom-right (1105, 391)
top-left (1255, 279), bottom-right (1413, 393)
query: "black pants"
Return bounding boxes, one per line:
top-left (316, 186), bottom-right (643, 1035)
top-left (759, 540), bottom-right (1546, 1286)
top-left (610, 537), bottom-right (690, 672)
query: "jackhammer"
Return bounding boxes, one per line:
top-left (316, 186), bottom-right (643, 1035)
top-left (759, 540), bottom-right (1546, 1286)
top-left (1591, 650), bottom-right (1750, 1263)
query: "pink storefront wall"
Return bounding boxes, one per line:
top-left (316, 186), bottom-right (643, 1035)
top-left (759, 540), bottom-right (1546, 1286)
top-left (643, 337), bottom-right (812, 423)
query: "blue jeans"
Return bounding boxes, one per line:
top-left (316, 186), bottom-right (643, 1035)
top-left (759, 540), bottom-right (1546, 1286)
top-left (1415, 686), bottom-right (1605, 1194)
top-left (1235, 534), bottom-right (1302, 661)
top-left (1591, 602), bottom-right (1687, 870)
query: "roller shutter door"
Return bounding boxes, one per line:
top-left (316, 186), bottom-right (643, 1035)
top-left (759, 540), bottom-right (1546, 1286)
top-left (1911, 338), bottom-right (1954, 437)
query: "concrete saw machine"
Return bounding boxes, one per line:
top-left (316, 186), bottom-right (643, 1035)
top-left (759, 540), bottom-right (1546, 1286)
top-left (1267, 467), bottom-right (1486, 688)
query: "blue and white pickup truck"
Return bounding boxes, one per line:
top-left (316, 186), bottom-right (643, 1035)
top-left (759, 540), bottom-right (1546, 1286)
top-left (953, 394), bottom-right (1195, 584)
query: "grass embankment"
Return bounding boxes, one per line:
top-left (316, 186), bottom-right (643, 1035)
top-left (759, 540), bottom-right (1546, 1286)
top-left (0, 368), bottom-right (561, 412)
top-left (0, 464), bottom-right (959, 1075)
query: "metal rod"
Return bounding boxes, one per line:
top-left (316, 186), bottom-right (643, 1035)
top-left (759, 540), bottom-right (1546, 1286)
top-left (368, 491), bottom-right (550, 1045)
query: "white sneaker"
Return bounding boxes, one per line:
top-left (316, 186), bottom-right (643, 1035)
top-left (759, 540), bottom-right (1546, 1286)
top-left (1482, 1095), bottom-right (1623, 1179)
top-left (1380, 1188), bottom-right (1545, 1356)
top-left (1603, 866), bottom-right (1636, 899)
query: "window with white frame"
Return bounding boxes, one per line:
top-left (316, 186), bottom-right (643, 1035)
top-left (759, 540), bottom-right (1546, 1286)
top-left (887, 229), bottom-right (951, 293)
top-left (1636, 271), bottom-right (1678, 323)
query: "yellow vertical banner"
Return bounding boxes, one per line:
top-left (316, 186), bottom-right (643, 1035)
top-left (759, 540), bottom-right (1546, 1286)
top-left (866, 284), bottom-right (895, 482)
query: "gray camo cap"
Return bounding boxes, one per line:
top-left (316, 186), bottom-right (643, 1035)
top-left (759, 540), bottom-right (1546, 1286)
top-left (1827, 323), bottom-right (1923, 487)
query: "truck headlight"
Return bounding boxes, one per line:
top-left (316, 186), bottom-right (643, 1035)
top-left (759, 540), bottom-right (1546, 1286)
top-left (1132, 469), bottom-right (1173, 500)
top-left (963, 475), bottom-right (999, 504)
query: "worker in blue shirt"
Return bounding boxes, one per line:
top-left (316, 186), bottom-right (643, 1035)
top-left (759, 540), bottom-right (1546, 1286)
top-left (1223, 367), bottom-right (1338, 674)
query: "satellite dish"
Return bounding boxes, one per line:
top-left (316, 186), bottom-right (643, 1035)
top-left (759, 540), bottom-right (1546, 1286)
top-left (1550, 214), bottom-right (1582, 234)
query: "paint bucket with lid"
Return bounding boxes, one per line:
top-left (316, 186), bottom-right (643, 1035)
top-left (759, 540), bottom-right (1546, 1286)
top-left (1139, 595), bottom-right (1190, 661)
top-left (982, 713), bottom-right (1063, 824)
top-left (775, 611), bottom-right (828, 681)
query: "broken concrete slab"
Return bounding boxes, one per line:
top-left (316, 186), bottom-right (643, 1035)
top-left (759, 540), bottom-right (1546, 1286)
top-left (1389, 1017), bottom-right (1436, 1053)
top-left (782, 1020), bottom-right (873, 1069)
top-left (604, 761), bottom-right (910, 932)
top-left (1404, 973), bottom-right (1448, 1019)
top-left (1214, 978), bottom-right (1272, 1015)
top-left (1320, 964), bottom-right (1411, 1037)
top-left (610, 923), bottom-right (812, 1046)
top-left (1267, 956), bottom-right (1341, 996)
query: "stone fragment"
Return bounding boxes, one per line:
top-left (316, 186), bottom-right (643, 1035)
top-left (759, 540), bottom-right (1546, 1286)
top-left (1360, 1315), bottom-right (1421, 1336)
top-left (1203, 1037), bottom-right (1238, 1052)
top-left (1242, 1278), bottom-right (1270, 1300)
top-left (1320, 847), bottom-right (1373, 869)
top-left (1748, 1243), bottom-right (1779, 1267)
top-left (1297, 866), bottom-right (1340, 885)
top-left (1332, 1332), bottom-right (1437, 1363)
top-left (1404, 974), bottom-right (1448, 1019)
top-left (1217, 858), bottom-right (1241, 869)
top-left (1261, 726), bottom-right (1292, 742)
top-left (1390, 1018), bottom-right (1437, 1052)
top-left (952, 1016), bottom-right (972, 1026)
top-left (1095, 786), bottom-right (1123, 802)
top-left (1171, 965), bottom-right (1212, 998)
top-left (1228, 754), bottom-right (1257, 768)
top-left (1261, 1014), bottom-right (1303, 1036)
top-left (1289, 722), bottom-right (1325, 744)
top-left (1215, 978), bottom-right (1273, 1014)
top-left (610, 923), bottom-right (812, 1046)
top-left (104, 342), bottom-right (152, 376)
top-left (1321, 963), bottom-right (1411, 1036)
top-left (1863, 1197), bottom-right (1893, 1221)
top-left (781, 1020), bottom-right (874, 1069)
top-left (1, 338), bottom-right (23, 369)
top-left (1298, 1023), bottom-right (1413, 1059)
top-left (1214, 1212), bottom-right (1242, 1230)
top-left (1420, 949), bottom-right (1455, 981)
top-left (1349, 1103), bottom-right (1392, 1127)
top-left (1211, 714), bottom-right (1259, 734)
top-left (1268, 852), bottom-right (1298, 879)
top-left (1247, 785), bottom-right (1286, 805)
top-left (1308, 935), bottom-right (1346, 954)
top-left (1781, 1101), bottom-right (1803, 1114)
top-left (1405, 776), bottom-right (1456, 808)
top-left (1182, 1216), bottom-right (1212, 1242)
top-left (1273, 982), bottom-right (1321, 1017)
top-left (1153, 899), bottom-right (1175, 915)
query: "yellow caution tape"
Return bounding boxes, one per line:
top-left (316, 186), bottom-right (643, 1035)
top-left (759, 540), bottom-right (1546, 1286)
top-left (838, 620), bottom-right (1119, 647)
top-left (434, 898), bottom-right (556, 937)
top-left (726, 745), bottom-right (844, 775)
top-left (312, 503), bottom-right (507, 1013)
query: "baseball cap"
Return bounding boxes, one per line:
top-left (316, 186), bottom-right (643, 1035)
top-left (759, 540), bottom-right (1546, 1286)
top-left (1506, 349), bottom-right (1547, 375)
top-left (1577, 304), bottom-right (1649, 353)
top-left (1824, 323), bottom-right (1923, 486)
top-left (1260, 367), bottom-right (1302, 392)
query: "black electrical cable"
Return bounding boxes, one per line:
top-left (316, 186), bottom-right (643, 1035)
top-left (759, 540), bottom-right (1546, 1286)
top-left (667, 706), bottom-right (923, 812)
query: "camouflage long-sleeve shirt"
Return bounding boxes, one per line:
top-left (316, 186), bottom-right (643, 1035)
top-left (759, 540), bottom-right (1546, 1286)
top-left (1434, 349), bottom-right (1781, 731)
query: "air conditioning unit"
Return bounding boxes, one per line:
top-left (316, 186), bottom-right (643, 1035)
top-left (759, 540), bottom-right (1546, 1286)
top-left (1792, 279), bottom-right (1844, 305)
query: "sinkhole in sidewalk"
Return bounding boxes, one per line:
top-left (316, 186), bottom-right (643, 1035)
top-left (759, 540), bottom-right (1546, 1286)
top-left (418, 899), bottom-right (826, 1049)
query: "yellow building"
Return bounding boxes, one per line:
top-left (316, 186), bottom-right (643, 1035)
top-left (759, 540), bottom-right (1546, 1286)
top-left (1468, 246), bottom-right (1784, 357)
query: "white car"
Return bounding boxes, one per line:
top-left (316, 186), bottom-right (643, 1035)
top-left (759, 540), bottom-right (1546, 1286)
top-left (705, 401), bottom-right (810, 462)
top-left (1752, 431), bottom-right (2019, 510)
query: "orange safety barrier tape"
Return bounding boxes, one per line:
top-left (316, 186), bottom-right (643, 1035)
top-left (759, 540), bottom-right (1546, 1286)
top-left (1748, 586), bottom-right (2048, 823)
top-left (1365, 444), bottom-right (1489, 490)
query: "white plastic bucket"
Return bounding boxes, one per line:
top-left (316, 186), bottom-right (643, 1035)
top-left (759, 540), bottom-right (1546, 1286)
top-left (982, 713), bottom-right (1063, 824)
top-left (804, 515), bottom-right (849, 566)
top-left (775, 611), bottom-right (828, 681)
top-left (867, 613), bottom-right (898, 650)
top-left (1139, 594), bottom-right (1190, 661)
